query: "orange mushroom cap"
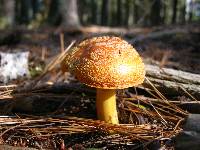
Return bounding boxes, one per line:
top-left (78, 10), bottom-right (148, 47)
top-left (65, 36), bottom-right (145, 89)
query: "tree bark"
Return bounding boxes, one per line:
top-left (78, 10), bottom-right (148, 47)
top-left (150, 0), bottom-right (162, 26)
top-left (47, 0), bottom-right (61, 25)
top-left (143, 77), bottom-right (200, 98)
top-left (3, 0), bottom-right (15, 26)
top-left (91, 0), bottom-right (98, 24)
top-left (31, 0), bottom-right (41, 19)
top-left (130, 28), bottom-right (188, 43)
top-left (117, 0), bottom-right (122, 26)
top-left (101, 0), bottom-right (109, 26)
top-left (59, 0), bottom-right (80, 28)
top-left (180, 1), bottom-right (186, 24)
top-left (145, 64), bottom-right (200, 85)
top-left (171, 0), bottom-right (178, 24)
top-left (175, 114), bottom-right (200, 150)
top-left (133, 0), bottom-right (139, 24)
top-left (143, 64), bottom-right (200, 98)
top-left (20, 0), bottom-right (32, 24)
top-left (186, 0), bottom-right (193, 22)
top-left (161, 1), bottom-right (166, 24)
top-left (125, 0), bottom-right (130, 27)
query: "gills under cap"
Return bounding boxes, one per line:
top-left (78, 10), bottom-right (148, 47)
top-left (65, 36), bottom-right (145, 89)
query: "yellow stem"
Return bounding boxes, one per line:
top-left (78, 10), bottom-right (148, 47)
top-left (96, 89), bottom-right (119, 124)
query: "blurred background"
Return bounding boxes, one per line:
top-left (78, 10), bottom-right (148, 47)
top-left (0, 0), bottom-right (199, 29)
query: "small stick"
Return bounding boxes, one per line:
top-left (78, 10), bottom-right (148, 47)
top-left (41, 47), bottom-right (46, 61)
top-left (60, 33), bottom-right (64, 53)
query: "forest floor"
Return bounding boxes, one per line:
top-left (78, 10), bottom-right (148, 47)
top-left (0, 23), bottom-right (199, 149)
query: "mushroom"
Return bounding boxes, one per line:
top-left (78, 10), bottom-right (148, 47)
top-left (64, 36), bottom-right (145, 124)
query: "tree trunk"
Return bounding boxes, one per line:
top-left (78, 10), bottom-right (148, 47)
top-left (47, 0), bottom-right (61, 25)
top-left (59, 0), bottom-right (80, 28)
top-left (101, 0), bottom-right (109, 26)
top-left (20, 0), bottom-right (32, 24)
top-left (171, 0), bottom-right (178, 24)
top-left (125, 0), bottom-right (130, 27)
top-left (31, 0), bottom-right (41, 19)
top-left (133, 0), bottom-right (139, 24)
top-left (143, 64), bottom-right (200, 98)
top-left (78, 0), bottom-right (85, 25)
top-left (161, 1), bottom-right (166, 24)
top-left (150, 0), bottom-right (162, 26)
top-left (117, 0), bottom-right (122, 26)
top-left (91, 0), bottom-right (98, 24)
top-left (3, 0), bottom-right (15, 26)
top-left (186, 0), bottom-right (193, 22)
top-left (180, 1), bottom-right (186, 24)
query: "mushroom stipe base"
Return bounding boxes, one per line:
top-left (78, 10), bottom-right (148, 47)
top-left (96, 89), bottom-right (119, 124)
